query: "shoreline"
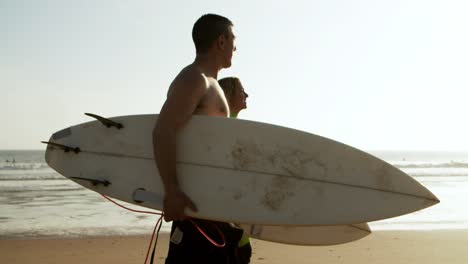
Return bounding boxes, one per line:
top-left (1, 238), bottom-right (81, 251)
top-left (1, 230), bottom-right (467, 264)
top-left (2, 225), bottom-right (468, 240)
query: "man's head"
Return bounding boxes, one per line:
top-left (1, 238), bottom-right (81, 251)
top-left (192, 14), bottom-right (236, 68)
top-left (219, 77), bottom-right (248, 115)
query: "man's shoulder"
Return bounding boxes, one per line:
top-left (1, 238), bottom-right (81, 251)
top-left (167, 65), bottom-right (207, 97)
top-left (173, 65), bottom-right (208, 90)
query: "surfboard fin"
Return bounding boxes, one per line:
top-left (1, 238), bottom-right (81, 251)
top-left (69, 176), bottom-right (111, 187)
top-left (133, 189), bottom-right (164, 205)
top-left (41, 141), bottom-right (81, 154)
top-left (85, 113), bottom-right (124, 129)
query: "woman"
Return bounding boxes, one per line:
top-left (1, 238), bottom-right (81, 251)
top-left (219, 77), bottom-right (249, 118)
top-left (219, 76), bottom-right (251, 264)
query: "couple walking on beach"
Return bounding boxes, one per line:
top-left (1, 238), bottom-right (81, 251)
top-left (152, 14), bottom-right (251, 264)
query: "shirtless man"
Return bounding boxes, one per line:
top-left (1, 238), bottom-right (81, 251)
top-left (152, 14), bottom-right (243, 263)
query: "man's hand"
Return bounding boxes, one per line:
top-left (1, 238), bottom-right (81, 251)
top-left (163, 187), bottom-right (198, 222)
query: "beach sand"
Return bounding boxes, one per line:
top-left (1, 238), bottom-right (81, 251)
top-left (1, 230), bottom-right (467, 264)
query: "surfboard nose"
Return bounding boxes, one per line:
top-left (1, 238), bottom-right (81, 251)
top-left (427, 188), bottom-right (440, 204)
top-left (421, 186), bottom-right (440, 206)
top-left (398, 168), bottom-right (440, 207)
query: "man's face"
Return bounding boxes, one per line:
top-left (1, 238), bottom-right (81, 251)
top-left (222, 26), bottom-right (236, 68)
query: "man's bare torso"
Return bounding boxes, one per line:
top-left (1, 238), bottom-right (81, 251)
top-left (168, 64), bottom-right (229, 117)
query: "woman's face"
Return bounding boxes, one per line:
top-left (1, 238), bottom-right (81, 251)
top-left (231, 81), bottom-right (248, 112)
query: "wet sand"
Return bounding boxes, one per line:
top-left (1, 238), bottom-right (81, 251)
top-left (1, 230), bottom-right (467, 264)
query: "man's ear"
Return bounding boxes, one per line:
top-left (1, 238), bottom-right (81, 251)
top-left (217, 34), bottom-right (226, 50)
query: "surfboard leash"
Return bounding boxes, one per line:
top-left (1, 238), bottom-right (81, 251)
top-left (100, 194), bottom-right (226, 263)
top-left (188, 218), bottom-right (226, 248)
top-left (148, 214), bottom-right (164, 264)
top-left (100, 194), bottom-right (163, 264)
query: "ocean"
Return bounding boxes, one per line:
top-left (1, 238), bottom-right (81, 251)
top-left (1, 150), bottom-right (467, 239)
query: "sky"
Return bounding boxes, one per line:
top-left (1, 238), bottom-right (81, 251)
top-left (1, 0), bottom-right (467, 151)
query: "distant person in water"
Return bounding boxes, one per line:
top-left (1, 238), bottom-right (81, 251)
top-left (219, 76), bottom-right (251, 263)
top-left (218, 77), bottom-right (248, 118)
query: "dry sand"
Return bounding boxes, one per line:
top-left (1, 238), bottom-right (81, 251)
top-left (1, 230), bottom-right (467, 264)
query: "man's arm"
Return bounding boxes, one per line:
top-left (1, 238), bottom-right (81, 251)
top-left (153, 69), bottom-right (207, 221)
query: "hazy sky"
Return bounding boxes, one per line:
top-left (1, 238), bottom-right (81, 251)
top-left (2, 0), bottom-right (467, 150)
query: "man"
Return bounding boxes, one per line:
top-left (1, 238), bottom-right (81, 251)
top-left (152, 14), bottom-right (243, 263)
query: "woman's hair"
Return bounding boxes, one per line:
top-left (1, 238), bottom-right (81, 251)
top-left (218, 77), bottom-right (239, 102)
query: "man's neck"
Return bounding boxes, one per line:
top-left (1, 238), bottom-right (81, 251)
top-left (193, 53), bottom-right (222, 79)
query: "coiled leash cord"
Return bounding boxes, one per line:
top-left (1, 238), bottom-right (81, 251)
top-left (101, 194), bottom-right (226, 264)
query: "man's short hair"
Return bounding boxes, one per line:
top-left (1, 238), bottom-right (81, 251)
top-left (192, 14), bottom-right (233, 54)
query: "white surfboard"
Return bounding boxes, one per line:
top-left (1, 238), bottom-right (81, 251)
top-left (239, 223), bottom-right (370, 245)
top-left (131, 189), bottom-right (371, 245)
top-left (44, 114), bottom-right (439, 227)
